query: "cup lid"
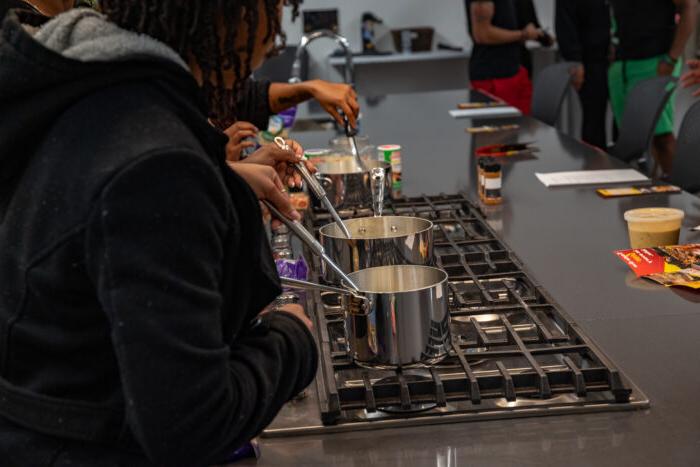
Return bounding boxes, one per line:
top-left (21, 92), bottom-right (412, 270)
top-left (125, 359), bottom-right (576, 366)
top-left (624, 207), bottom-right (685, 223)
top-left (378, 144), bottom-right (401, 151)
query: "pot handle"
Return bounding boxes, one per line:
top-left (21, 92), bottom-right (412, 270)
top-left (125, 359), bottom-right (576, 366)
top-left (315, 174), bottom-right (333, 190)
top-left (281, 277), bottom-right (369, 315)
top-left (370, 167), bottom-right (385, 217)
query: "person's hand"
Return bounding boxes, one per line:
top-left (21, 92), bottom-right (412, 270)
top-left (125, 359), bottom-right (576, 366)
top-left (306, 80), bottom-right (360, 129)
top-left (261, 303), bottom-right (313, 331)
top-left (228, 162), bottom-right (300, 221)
top-left (681, 59), bottom-right (700, 96)
top-left (571, 64), bottom-right (585, 91)
top-left (657, 58), bottom-right (676, 77)
top-left (239, 140), bottom-right (316, 189)
top-left (521, 23), bottom-right (541, 42)
top-left (223, 121), bottom-right (259, 162)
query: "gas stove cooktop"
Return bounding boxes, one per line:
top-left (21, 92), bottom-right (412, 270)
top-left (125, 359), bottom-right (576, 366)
top-left (263, 194), bottom-right (649, 437)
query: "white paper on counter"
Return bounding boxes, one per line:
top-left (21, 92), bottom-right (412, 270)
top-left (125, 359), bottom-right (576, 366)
top-left (535, 169), bottom-right (649, 187)
top-left (448, 106), bottom-right (522, 119)
top-left (692, 225), bottom-right (700, 231)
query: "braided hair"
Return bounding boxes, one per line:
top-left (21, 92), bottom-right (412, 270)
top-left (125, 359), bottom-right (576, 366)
top-left (100, 0), bottom-right (300, 126)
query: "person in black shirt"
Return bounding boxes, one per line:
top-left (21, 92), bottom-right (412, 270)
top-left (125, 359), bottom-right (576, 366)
top-left (556, 0), bottom-right (611, 149)
top-left (465, 0), bottom-right (543, 114)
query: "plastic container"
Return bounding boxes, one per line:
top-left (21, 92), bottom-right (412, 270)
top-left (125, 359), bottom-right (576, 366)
top-left (623, 208), bottom-right (685, 248)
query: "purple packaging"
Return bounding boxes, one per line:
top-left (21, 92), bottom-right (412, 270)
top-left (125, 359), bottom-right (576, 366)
top-left (275, 256), bottom-right (308, 280)
top-left (222, 440), bottom-right (261, 463)
top-left (279, 106), bottom-right (298, 128)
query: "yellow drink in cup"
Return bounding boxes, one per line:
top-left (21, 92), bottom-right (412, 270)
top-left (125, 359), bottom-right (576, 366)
top-left (623, 208), bottom-right (685, 249)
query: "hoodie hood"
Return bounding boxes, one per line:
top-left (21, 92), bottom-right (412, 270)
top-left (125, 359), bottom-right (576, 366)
top-left (0, 8), bottom-right (208, 196)
top-left (34, 8), bottom-right (188, 68)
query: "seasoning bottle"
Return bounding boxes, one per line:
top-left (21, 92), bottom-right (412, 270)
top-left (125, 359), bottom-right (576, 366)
top-left (483, 158), bottom-right (502, 205)
top-left (477, 158), bottom-right (486, 201)
top-left (378, 145), bottom-right (402, 198)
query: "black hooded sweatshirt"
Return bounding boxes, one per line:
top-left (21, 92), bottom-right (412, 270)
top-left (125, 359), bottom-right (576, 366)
top-left (0, 11), bottom-right (317, 467)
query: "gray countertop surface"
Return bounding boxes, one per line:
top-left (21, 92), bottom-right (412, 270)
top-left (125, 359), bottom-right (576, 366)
top-left (241, 89), bottom-right (700, 467)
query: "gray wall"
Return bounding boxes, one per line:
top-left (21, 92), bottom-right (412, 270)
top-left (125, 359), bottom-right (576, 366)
top-left (280, 0), bottom-right (554, 81)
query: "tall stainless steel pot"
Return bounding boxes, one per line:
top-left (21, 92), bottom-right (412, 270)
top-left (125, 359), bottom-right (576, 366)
top-left (319, 216), bottom-right (434, 283)
top-left (283, 264), bottom-right (451, 368)
top-left (312, 157), bottom-right (392, 210)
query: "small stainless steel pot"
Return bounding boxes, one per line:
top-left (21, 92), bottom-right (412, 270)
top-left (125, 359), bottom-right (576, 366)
top-left (312, 157), bottom-right (392, 210)
top-left (319, 216), bottom-right (434, 283)
top-left (283, 264), bottom-right (451, 368)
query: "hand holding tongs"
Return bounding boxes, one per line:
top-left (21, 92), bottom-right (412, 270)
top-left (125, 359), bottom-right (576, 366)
top-left (262, 200), bottom-right (361, 292)
top-left (273, 137), bottom-right (351, 239)
top-left (343, 115), bottom-right (368, 172)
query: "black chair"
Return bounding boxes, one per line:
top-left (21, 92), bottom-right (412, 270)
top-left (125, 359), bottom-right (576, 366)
top-left (670, 99), bottom-right (700, 193)
top-left (531, 62), bottom-right (576, 126)
top-left (609, 76), bottom-right (676, 166)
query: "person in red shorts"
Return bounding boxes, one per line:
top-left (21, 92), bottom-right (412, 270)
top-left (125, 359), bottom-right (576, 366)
top-left (465, 0), bottom-right (543, 114)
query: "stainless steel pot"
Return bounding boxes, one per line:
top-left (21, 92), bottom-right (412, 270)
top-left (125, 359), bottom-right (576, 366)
top-left (312, 157), bottom-right (392, 210)
top-left (282, 264), bottom-right (451, 368)
top-left (319, 216), bottom-right (434, 283)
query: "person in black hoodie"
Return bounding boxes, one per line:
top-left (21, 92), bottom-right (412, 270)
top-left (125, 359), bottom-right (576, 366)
top-left (0, 2), bottom-right (318, 467)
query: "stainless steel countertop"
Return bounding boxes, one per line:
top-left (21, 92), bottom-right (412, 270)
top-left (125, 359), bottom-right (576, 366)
top-left (241, 90), bottom-right (700, 467)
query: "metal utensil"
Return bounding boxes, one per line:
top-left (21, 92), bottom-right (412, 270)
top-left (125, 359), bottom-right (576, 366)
top-left (262, 200), bottom-right (360, 291)
top-left (370, 167), bottom-right (385, 217)
top-left (282, 264), bottom-right (451, 368)
top-left (273, 137), bottom-right (351, 239)
top-left (343, 115), bottom-right (368, 172)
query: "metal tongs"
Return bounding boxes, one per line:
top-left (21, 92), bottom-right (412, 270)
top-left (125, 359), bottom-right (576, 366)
top-left (262, 200), bottom-right (361, 292)
top-left (273, 137), bottom-right (351, 239)
top-left (370, 167), bottom-right (385, 217)
top-left (343, 116), bottom-right (368, 173)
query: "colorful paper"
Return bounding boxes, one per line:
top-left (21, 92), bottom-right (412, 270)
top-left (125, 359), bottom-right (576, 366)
top-left (615, 244), bottom-right (700, 289)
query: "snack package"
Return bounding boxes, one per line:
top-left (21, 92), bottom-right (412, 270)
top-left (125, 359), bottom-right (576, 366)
top-left (615, 244), bottom-right (700, 289)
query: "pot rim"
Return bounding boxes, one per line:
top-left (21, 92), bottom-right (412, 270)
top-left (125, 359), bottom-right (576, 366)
top-left (319, 216), bottom-right (434, 240)
top-left (345, 265), bottom-right (448, 294)
top-left (315, 158), bottom-right (391, 175)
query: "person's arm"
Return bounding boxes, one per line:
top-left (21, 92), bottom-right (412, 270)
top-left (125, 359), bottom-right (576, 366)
top-left (659, 0), bottom-right (697, 75)
top-left (268, 80), bottom-right (360, 128)
top-left (470, 0), bottom-right (540, 45)
top-left (86, 150), bottom-right (317, 466)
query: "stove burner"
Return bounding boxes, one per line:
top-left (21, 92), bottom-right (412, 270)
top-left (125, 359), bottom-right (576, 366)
top-left (265, 194), bottom-right (647, 436)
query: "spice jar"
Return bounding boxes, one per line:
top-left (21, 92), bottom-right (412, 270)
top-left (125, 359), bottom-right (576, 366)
top-left (483, 158), bottom-right (502, 205)
top-left (477, 158), bottom-right (486, 201)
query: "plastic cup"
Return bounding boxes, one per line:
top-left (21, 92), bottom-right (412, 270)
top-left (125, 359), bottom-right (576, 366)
top-left (623, 208), bottom-right (685, 249)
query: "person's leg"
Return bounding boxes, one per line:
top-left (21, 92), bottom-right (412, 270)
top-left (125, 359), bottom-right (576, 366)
top-left (490, 67), bottom-right (532, 115)
top-left (471, 79), bottom-right (497, 101)
top-left (608, 60), bottom-right (628, 133)
top-left (652, 133), bottom-right (676, 175)
top-left (650, 58), bottom-right (683, 175)
top-left (579, 61), bottom-right (609, 149)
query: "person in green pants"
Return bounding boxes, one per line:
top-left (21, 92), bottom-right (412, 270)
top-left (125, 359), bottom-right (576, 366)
top-left (608, 0), bottom-right (696, 176)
